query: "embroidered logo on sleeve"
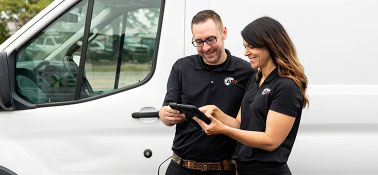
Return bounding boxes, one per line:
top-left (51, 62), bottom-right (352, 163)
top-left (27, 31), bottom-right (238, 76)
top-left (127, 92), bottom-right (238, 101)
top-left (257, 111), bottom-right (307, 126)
top-left (262, 88), bottom-right (271, 95)
top-left (224, 77), bottom-right (238, 86)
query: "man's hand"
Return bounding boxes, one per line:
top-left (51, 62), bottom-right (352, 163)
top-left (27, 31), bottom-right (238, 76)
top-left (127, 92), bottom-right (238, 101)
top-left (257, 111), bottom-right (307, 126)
top-left (159, 106), bottom-right (186, 126)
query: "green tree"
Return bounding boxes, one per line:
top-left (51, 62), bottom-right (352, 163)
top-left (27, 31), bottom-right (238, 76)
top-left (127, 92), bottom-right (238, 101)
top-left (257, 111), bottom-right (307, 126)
top-left (0, 0), bottom-right (54, 44)
top-left (0, 18), bottom-right (10, 43)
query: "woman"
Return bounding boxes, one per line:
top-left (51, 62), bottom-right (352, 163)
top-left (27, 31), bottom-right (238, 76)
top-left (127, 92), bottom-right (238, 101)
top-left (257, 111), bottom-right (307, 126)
top-left (194, 16), bottom-right (309, 175)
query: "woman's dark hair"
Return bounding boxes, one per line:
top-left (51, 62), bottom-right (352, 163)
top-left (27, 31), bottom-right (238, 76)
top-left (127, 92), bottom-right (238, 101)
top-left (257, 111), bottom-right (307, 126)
top-left (242, 16), bottom-right (309, 108)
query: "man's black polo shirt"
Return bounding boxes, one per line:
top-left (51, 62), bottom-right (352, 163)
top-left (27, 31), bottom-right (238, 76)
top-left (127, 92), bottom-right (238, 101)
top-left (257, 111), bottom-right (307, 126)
top-left (163, 49), bottom-right (254, 161)
top-left (233, 68), bottom-right (303, 164)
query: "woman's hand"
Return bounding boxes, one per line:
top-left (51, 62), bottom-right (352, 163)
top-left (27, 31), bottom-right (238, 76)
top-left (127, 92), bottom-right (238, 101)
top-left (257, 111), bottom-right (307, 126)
top-left (193, 113), bottom-right (229, 135)
top-left (199, 105), bottom-right (220, 118)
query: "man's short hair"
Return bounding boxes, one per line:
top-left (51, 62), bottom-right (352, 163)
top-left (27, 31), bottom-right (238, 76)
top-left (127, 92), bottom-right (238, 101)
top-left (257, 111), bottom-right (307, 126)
top-left (191, 10), bottom-right (223, 30)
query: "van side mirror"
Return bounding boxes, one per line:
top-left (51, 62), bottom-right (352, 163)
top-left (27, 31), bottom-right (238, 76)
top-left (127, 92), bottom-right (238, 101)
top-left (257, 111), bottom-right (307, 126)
top-left (0, 52), bottom-right (13, 110)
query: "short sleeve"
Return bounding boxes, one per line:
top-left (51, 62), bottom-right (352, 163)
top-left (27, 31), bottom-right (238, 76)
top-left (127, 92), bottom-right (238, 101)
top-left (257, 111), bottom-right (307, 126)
top-left (162, 61), bottom-right (182, 106)
top-left (270, 80), bottom-right (302, 117)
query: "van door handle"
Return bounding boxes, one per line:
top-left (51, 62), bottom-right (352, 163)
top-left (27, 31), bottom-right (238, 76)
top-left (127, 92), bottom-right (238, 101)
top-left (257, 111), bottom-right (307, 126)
top-left (132, 111), bottom-right (159, 118)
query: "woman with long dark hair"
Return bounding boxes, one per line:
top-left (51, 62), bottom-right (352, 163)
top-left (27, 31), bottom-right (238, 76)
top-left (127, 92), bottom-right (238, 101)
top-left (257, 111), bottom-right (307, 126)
top-left (194, 16), bottom-right (309, 175)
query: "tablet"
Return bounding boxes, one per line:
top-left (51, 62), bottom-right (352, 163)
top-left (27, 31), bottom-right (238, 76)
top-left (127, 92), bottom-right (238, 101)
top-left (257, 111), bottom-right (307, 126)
top-left (168, 103), bottom-right (211, 125)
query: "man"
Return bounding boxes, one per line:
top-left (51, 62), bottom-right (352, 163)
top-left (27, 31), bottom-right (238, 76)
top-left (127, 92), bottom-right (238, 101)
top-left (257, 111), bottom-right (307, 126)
top-left (159, 10), bottom-right (254, 175)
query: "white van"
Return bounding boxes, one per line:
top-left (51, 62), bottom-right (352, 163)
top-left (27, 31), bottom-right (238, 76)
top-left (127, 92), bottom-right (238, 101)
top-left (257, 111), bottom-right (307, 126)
top-left (1, 0), bottom-right (378, 174)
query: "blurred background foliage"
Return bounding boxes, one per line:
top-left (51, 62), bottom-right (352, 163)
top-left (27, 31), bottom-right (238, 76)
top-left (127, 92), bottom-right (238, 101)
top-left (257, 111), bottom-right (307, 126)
top-left (0, 0), bottom-right (54, 44)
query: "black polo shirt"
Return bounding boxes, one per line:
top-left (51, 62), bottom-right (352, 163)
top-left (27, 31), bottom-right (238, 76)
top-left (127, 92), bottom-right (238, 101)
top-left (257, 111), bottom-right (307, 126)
top-left (233, 68), bottom-right (303, 163)
top-left (163, 49), bottom-right (254, 161)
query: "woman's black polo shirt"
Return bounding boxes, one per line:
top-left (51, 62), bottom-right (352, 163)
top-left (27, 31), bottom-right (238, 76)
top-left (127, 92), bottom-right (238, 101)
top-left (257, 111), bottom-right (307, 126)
top-left (163, 49), bottom-right (254, 161)
top-left (233, 68), bottom-right (303, 163)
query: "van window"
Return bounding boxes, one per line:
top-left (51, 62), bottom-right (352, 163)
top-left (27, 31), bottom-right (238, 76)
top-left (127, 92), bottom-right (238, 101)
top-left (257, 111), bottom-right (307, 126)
top-left (45, 38), bottom-right (54, 46)
top-left (80, 2), bottom-right (160, 94)
top-left (15, 0), bottom-right (162, 104)
top-left (16, 0), bottom-right (89, 104)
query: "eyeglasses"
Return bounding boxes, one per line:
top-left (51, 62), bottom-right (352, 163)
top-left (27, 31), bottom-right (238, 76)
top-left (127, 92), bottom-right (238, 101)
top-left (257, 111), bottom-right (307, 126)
top-left (192, 36), bottom-right (217, 47)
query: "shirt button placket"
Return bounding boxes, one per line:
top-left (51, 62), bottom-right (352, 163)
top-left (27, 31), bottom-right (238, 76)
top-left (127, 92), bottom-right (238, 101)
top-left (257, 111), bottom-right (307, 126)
top-left (208, 71), bottom-right (216, 101)
top-left (210, 71), bottom-right (214, 84)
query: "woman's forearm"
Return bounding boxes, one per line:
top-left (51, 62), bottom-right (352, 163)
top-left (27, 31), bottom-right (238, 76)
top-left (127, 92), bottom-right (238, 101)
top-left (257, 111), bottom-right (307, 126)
top-left (222, 126), bottom-right (277, 152)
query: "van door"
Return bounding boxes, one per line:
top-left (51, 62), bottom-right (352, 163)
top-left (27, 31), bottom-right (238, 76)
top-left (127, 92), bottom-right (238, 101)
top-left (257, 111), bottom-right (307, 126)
top-left (0, 0), bottom-right (185, 174)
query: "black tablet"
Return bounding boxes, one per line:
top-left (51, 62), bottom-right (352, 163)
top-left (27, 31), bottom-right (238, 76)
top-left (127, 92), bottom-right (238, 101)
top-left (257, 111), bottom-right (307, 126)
top-left (168, 103), bottom-right (211, 125)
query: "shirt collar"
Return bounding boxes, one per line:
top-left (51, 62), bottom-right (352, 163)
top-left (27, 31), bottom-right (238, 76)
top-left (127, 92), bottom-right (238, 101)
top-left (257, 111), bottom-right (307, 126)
top-left (195, 49), bottom-right (236, 71)
top-left (255, 67), bottom-right (279, 84)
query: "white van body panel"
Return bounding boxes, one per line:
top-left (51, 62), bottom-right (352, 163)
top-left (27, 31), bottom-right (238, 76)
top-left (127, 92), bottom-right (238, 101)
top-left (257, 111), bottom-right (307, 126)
top-left (1, 0), bottom-right (378, 174)
top-left (201, 0), bottom-right (378, 174)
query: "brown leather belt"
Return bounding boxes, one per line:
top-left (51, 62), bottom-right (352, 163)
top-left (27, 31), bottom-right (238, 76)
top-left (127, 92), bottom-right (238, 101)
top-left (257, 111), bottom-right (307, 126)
top-left (172, 153), bottom-right (235, 171)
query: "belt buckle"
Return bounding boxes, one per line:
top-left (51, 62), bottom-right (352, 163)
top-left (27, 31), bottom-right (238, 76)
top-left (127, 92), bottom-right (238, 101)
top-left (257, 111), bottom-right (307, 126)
top-left (202, 164), bottom-right (208, 171)
top-left (172, 154), bottom-right (181, 165)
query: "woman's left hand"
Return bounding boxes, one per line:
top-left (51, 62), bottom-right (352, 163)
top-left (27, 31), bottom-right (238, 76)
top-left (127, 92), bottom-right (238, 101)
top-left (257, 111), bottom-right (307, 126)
top-left (193, 113), bottom-right (228, 135)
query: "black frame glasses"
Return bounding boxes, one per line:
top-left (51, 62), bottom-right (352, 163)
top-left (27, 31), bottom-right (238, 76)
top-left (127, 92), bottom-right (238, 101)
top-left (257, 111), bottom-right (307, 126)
top-left (192, 36), bottom-right (217, 47)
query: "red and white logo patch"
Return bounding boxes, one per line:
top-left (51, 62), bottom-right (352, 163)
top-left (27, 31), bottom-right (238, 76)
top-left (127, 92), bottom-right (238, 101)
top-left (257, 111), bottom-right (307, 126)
top-left (224, 77), bottom-right (238, 86)
top-left (262, 88), bottom-right (271, 95)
